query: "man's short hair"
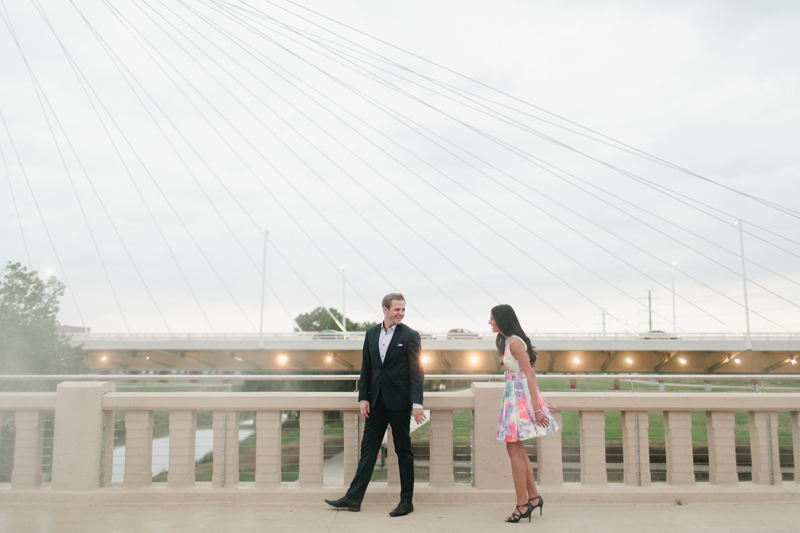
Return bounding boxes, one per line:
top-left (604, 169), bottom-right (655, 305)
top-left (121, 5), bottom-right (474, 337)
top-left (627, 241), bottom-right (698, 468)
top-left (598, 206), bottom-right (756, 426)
top-left (382, 292), bottom-right (405, 310)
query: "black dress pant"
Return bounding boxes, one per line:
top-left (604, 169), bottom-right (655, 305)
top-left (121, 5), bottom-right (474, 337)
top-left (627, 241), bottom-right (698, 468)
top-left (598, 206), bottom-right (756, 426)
top-left (345, 392), bottom-right (414, 504)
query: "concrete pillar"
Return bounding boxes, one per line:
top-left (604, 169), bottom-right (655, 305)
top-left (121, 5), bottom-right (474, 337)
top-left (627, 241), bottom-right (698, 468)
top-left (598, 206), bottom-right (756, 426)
top-left (101, 410), bottom-right (115, 487)
top-left (255, 411), bottom-right (281, 486)
top-left (298, 410), bottom-right (323, 485)
top-left (706, 411), bottom-right (738, 485)
top-left (537, 411), bottom-right (563, 486)
top-left (664, 411), bottom-right (695, 485)
top-left (579, 411), bottom-right (607, 485)
top-left (385, 425), bottom-right (400, 485)
top-left (429, 410), bottom-right (454, 487)
top-left (212, 411), bottom-right (239, 488)
top-left (342, 412), bottom-right (362, 484)
top-left (52, 381), bottom-right (115, 490)
top-left (471, 383), bottom-right (511, 489)
top-left (792, 411), bottom-right (800, 484)
top-left (749, 411), bottom-right (781, 486)
top-left (621, 411), bottom-right (651, 486)
top-left (124, 410), bottom-right (154, 486)
top-left (167, 411), bottom-right (197, 487)
top-left (11, 410), bottom-right (44, 488)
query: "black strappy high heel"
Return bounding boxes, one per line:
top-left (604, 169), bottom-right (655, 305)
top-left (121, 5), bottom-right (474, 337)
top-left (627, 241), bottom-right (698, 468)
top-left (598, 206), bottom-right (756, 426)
top-left (528, 495), bottom-right (544, 516)
top-left (505, 503), bottom-right (533, 523)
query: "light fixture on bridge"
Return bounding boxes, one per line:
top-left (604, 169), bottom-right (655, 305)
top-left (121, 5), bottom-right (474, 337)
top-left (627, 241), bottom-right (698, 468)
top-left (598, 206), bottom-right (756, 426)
top-left (233, 356), bottom-right (244, 362)
top-left (573, 357), bottom-right (580, 364)
top-left (421, 355), bottom-right (429, 364)
top-left (626, 357), bottom-right (633, 364)
top-left (735, 358), bottom-right (741, 364)
top-left (471, 355), bottom-right (479, 364)
top-left (277, 354), bottom-right (288, 365)
top-left (679, 358), bottom-right (686, 364)
top-left (101, 356), bottom-right (107, 362)
top-left (792, 359), bottom-right (797, 366)
top-left (326, 356), bottom-right (333, 363)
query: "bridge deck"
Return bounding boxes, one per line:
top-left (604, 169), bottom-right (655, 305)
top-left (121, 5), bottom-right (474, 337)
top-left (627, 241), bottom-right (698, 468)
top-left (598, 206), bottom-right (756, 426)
top-left (2, 501), bottom-right (796, 533)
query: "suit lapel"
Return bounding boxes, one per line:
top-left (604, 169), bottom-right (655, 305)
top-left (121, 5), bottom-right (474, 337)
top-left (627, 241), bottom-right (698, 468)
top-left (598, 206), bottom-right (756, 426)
top-left (371, 325), bottom-right (382, 368)
top-left (383, 323), bottom-right (403, 364)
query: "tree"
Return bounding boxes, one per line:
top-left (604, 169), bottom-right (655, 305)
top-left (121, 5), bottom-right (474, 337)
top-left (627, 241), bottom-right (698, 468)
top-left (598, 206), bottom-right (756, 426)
top-left (0, 262), bottom-right (86, 380)
top-left (294, 307), bottom-right (377, 332)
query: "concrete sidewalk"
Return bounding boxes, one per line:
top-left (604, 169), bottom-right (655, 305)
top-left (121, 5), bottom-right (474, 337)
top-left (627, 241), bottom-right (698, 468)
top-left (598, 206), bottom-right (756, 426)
top-left (1, 502), bottom-right (797, 533)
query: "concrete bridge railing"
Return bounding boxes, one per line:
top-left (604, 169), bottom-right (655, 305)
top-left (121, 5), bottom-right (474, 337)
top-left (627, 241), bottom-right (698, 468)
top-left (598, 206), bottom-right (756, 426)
top-left (1, 382), bottom-right (799, 497)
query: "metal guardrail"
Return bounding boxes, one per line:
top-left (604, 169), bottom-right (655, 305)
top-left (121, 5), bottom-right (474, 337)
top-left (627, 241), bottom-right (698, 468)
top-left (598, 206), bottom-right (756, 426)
top-left (64, 331), bottom-right (800, 342)
top-left (1, 373), bottom-right (799, 382)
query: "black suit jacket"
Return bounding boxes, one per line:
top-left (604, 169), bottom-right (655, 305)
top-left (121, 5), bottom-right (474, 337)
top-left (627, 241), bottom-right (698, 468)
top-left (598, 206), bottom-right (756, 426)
top-left (357, 323), bottom-right (424, 411)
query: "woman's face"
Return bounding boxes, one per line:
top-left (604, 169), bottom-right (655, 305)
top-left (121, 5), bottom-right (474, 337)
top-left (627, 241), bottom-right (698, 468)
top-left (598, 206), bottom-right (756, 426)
top-left (489, 313), bottom-right (500, 333)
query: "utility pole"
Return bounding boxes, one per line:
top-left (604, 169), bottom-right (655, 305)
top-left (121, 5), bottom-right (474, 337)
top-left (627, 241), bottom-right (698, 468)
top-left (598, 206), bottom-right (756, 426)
top-left (648, 290), bottom-right (653, 331)
top-left (671, 262), bottom-right (677, 334)
top-left (736, 220), bottom-right (752, 350)
top-left (340, 265), bottom-right (347, 333)
top-left (259, 230), bottom-right (270, 349)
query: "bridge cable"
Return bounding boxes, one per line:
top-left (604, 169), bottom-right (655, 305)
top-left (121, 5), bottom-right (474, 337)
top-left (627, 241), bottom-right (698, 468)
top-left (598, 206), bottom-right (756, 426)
top-left (0, 143), bottom-right (32, 269)
top-left (102, 0), bottom-right (432, 331)
top-left (210, 1), bottom-right (763, 333)
top-left (281, 0), bottom-right (800, 222)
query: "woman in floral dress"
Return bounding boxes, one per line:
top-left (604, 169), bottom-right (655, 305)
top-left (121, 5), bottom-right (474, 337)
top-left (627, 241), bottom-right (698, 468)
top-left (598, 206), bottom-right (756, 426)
top-left (490, 304), bottom-right (558, 523)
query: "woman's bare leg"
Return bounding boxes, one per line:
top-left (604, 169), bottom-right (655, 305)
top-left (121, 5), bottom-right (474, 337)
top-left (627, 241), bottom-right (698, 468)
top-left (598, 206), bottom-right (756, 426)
top-left (505, 441), bottom-right (530, 519)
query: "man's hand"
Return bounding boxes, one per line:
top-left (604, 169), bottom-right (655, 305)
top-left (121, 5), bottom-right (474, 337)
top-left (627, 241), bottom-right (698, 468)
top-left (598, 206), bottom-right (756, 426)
top-left (413, 407), bottom-right (426, 425)
top-left (360, 400), bottom-right (370, 418)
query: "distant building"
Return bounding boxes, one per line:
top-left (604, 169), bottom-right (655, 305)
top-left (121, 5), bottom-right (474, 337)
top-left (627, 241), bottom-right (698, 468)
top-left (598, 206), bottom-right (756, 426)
top-left (55, 322), bottom-right (90, 334)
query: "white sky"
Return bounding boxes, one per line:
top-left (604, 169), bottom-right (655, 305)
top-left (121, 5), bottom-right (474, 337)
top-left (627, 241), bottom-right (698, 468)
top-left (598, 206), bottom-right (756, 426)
top-left (1, 0), bottom-right (798, 335)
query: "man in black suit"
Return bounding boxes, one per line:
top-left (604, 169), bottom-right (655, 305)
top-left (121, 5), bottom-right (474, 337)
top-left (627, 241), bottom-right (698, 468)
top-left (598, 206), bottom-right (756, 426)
top-left (325, 293), bottom-right (425, 517)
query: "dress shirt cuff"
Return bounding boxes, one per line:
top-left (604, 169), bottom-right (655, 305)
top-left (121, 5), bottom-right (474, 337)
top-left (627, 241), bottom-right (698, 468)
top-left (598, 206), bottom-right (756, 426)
top-left (412, 403), bottom-right (423, 410)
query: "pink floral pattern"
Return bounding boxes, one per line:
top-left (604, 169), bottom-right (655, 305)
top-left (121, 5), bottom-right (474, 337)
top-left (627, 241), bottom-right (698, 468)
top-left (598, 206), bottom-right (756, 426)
top-left (497, 335), bottom-right (558, 442)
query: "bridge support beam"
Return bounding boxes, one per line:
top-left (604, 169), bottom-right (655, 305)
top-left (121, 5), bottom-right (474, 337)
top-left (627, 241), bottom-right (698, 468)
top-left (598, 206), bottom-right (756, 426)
top-left (600, 351), bottom-right (618, 373)
top-left (706, 411), bottom-right (738, 485)
top-left (52, 381), bottom-right (115, 490)
top-left (664, 411), bottom-right (695, 485)
top-left (537, 411), bottom-right (563, 486)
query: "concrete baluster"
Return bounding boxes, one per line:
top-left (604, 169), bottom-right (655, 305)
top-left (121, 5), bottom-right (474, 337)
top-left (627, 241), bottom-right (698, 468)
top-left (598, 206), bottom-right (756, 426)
top-left (298, 410), bottom-right (324, 485)
top-left (52, 382), bottom-right (115, 490)
top-left (706, 411), bottom-right (738, 485)
top-left (579, 411), bottom-right (607, 485)
top-left (663, 411), bottom-right (695, 485)
top-left (255, 411), bottom-right (281, 486)
top-left (792, 412), bottom-right (800, 484)
top-left (537, 411), bottom-right (564, 486)
top-left (101, 410), bottom-right (115, 487)
top-left (124, 410), bottom-right (154, 487)
top-left (621, 411), bottom-right (651, 486)
top-left (749, 411), bottom-right (781, 486)
top-left (471, 383), bottom-right (512, 489)
top-left (167, 410), bottom-right (197, 487)
top-left (385, 425), bottom-right (400, 485)
top-left (212, 411), bottom-right (239, 488)
top-left (342, 412), bottom-right (362, 483)
top-left (429, 410), bottom-right (454, 487)
top-left (11, 410), bottom-right (45, 488)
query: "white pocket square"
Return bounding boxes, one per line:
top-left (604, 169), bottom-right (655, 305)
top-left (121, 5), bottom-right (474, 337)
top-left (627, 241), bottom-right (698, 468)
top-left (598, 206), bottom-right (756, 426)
top-left (397, 343), bottom-right (403, 347)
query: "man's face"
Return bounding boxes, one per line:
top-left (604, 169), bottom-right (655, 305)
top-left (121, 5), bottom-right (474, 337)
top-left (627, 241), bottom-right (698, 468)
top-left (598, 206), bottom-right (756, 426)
top-left (383, 300), bottom-right (405, 327)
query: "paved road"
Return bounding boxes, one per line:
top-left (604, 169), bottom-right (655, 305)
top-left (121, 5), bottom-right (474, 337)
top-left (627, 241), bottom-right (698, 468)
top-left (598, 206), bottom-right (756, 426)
top-left (1, 502), bottom-right (796, 532)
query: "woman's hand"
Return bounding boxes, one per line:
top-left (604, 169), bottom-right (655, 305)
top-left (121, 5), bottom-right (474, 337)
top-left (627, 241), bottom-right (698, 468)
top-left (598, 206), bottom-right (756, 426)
top-left (534, 410), bottom-right (550, 427)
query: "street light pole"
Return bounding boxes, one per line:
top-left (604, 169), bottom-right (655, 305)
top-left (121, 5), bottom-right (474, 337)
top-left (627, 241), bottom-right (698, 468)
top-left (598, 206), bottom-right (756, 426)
top-left (259, 230), bottom-right (270, 349)
top-left (671, 261), bottom-right (677, 334)
top-left (340, 265), bottom-right (347, 332)
top-left (735, 220), bottom-right (752, 350)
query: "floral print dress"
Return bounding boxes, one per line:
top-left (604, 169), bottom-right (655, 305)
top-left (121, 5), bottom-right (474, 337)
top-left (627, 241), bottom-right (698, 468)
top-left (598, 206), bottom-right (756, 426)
top-left (497, 335), bottom-right (558, 442)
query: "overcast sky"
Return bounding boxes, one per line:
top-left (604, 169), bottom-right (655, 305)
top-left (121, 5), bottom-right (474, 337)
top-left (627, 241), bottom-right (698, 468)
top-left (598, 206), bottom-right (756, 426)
top-left (1, 0), bottom-right (798, 335)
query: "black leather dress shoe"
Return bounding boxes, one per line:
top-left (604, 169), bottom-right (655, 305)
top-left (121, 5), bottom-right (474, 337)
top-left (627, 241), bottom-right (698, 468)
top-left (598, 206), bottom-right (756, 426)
top-left (389, 502), bottom-right (414, 517)
top-left (324, 496), bottom-right (361, 512)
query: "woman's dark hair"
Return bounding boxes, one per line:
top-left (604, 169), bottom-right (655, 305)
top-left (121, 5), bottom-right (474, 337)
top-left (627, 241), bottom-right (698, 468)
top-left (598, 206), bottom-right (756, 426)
top-left (492, 304), bottom-right (537, 366)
